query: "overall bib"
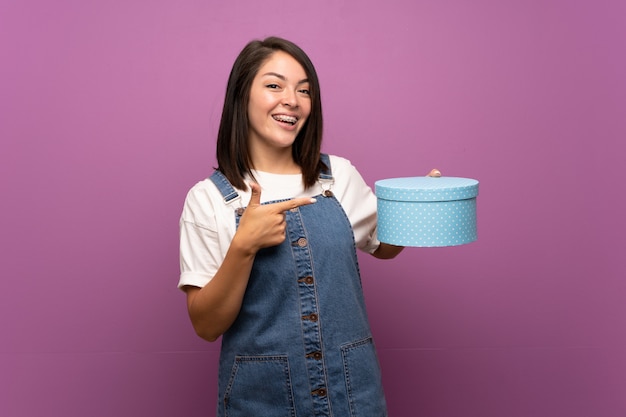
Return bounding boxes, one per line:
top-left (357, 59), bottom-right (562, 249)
top-left (209, 155), bottom-right (387, 417)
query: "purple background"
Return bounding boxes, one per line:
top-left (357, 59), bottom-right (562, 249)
top-left (1, 0), bottom-right (625, 416)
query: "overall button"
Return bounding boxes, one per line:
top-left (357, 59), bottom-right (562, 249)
top-left (235, 207), bottom-right (245, 216)
top-left (306, 351), bottom-right (323, 360)
top-left (295, 237), bottom-right (307, 247)
top-left (323, 190), bottom-right (334, 197)
top-left (311, 388), bottom-right (327, 397)
top-left (303, 313), bottom-right (319, 322)
top-left (298, 276), bottom-right (314, 284)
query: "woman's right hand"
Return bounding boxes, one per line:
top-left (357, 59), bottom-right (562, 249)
top-left (234, 183), bottom-right (317, 255)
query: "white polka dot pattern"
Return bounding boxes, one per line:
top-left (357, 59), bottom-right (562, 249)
top-left (375, 176), bottom-right (479, 247)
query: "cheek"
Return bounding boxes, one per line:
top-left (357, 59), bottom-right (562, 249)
top-left (248, 88), bottom-right (274, 112)
top-left (247, 97), bottom-right (269, 123)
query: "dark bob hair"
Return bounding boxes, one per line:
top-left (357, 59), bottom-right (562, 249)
top-left (215, 36), bottom-right (324, 190)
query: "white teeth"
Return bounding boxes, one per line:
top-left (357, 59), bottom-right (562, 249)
top-left (273, 115), bottom-right (297, 125)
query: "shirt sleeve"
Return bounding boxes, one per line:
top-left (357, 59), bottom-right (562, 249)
top-left (178, 180), bottom-right (231, 290)
top-left (328, 155), bottom-right (381, 254)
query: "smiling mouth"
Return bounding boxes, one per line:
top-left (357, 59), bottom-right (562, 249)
top-left (272, 115), bottom-right (298, 125)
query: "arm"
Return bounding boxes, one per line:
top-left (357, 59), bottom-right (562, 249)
top-left (372, 242), bottom-right (404, 259)
top-left (183, 234), bottom-right (255, 342)
top-left (184, 183), bottom-right (316, 342)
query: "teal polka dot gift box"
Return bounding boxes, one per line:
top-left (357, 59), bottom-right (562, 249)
top-left (375, 172), bottom-right (479, 247)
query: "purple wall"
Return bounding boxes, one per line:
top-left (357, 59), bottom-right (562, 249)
top-left (1, 1), bottom-right (624, 416)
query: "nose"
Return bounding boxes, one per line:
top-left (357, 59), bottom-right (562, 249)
top-left (282, 89), bottom-right (298, 108)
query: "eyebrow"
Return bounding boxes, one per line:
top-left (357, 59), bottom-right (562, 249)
top-left (262, 72), bottom-right (309, 85)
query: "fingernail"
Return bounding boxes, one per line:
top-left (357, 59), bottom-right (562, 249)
top-left (310, 198), bottom-right (317, 203)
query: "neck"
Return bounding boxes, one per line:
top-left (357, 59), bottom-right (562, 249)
top-left (250, 147), bottom-right (301, 175)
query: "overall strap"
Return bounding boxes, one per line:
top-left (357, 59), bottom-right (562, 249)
top-left (319, 153), bottom-right (333, 180)
top-left (209, 170), bottom-right (240, 204)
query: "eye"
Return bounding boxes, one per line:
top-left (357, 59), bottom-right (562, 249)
top-left (298, 88), bottom-right (311, 95)
top-left (265, 84), bottom-right (280, 89)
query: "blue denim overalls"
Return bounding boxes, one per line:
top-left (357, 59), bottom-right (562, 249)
top-left (209, 154), bottom-right (387, 417)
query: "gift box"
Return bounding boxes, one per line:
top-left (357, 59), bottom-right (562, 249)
top-left (375, 175), bottom-right (479, 247)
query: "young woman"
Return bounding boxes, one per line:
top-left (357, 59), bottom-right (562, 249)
top-left (179, 36), bottom-right (403, 417)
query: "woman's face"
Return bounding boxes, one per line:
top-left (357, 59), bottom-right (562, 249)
top-left (247, 51), bottom-right (311, 156)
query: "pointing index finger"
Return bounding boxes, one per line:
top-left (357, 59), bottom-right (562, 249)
top-left (272, 197), bottom-right (317, 213)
